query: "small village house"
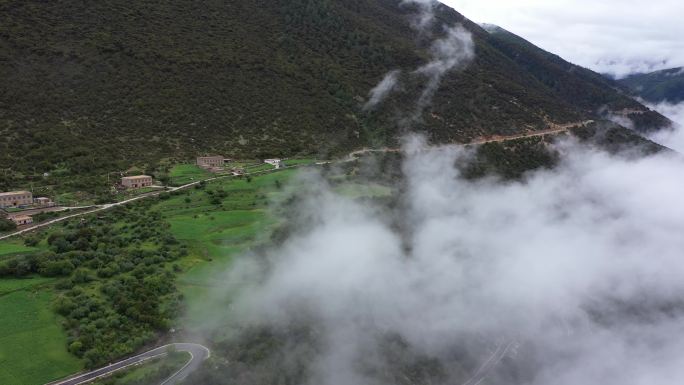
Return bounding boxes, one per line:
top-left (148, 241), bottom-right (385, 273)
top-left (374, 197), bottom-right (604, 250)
top-left (10, 215), bottom-right (33, 226)
top-left (34, 197), bottom-right (54, 207)
top-left (0, 191), bottom-right (33, 208)
top-left (197, 156), bottom-right (226, 169)
top-left (121, 175), bottom-right (153, 189)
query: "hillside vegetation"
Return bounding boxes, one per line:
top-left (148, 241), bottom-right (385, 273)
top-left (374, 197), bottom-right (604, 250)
top-left (0, 0), bottom-right (668, 193)
top-left (619, 67), bottom-right (684, 103)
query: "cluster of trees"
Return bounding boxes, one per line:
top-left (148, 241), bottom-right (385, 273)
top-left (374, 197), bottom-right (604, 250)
top-left (570, 123), bottom-right (665, 155)
top-left (460, 137), bottom-right (559, 180)
top-left (205, 188), bottom-right (228, 206)
top-left (0, 216), bottom-right (16, 232)
top-left (181, 326), bottom-right (316, 385)
top-left (181, 324), bottom-right (464, 385)
top-left (0, 201), bottom-right (185, 368)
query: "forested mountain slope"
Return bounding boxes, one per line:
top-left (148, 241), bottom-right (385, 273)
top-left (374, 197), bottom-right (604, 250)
top-left (483, 24), bottom-right (670, 132)
top-left (0, 0), bottom-right (668, 189)
top-left (619, 67), bottom-right (684, 104)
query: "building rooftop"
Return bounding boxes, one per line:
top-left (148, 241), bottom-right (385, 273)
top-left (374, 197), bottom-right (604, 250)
top-left (121, 175), bottom-right (151, 180)
top-left (0, 191), bottom-right (31, 197)
top-left (12, 215), bottom-right (32, 221)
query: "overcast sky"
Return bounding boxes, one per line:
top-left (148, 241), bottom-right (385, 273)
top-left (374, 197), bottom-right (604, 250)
top-left (442, 0), bottom-right (684, 78)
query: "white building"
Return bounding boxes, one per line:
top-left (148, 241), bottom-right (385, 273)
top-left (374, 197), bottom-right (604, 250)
top-left (264, 159), bottom-right (285, 169)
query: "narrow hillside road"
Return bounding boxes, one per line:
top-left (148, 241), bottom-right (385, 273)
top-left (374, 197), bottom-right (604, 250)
top-left (460, 341), bottom-right (516, 385)
top-left (46, 343), bottom-right (210, 385)
top-left (344, 120), bottom-right (594, 161)
top-left (469, 120), bottom-right (594, 145)
top-left (0, 121), bottom-right (592, 242)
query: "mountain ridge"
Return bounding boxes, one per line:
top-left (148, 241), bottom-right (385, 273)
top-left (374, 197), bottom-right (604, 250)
top-left (0, 0), bottom-right (670, 191)
top-left (618, 67), bottom-right (684, 103)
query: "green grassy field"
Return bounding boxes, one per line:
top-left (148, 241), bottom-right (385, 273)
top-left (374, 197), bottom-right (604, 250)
top-left (243, 163), bottom-right (275, 173)
top-left (0, 276), bottom-right (54, 295)
top-left (0, 241), bottom-right (39, 260)
top-left (334, 182), bottom-right (393, 198)
top-left (156, 169), bottom-right (300, 331)
top-left (284, 158), bottom-right (319, 166)
top-left (0, 278), bottom-right (82, 385)
top-left (168, 164), bottom-right (212, 186)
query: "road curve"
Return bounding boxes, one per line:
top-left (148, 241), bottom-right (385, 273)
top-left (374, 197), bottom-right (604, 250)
top-left (46, 343), bottom-right (210, 385)
top-left (461, 341), bottom-right (515, 385)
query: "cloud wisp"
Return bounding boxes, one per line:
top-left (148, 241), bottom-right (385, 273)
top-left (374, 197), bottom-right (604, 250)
top-left (411, 25), bottom-right (475, 120)
top-left (363, 3), bottom-right (475, 122)
top-left (363, 70), bottom-right (402, 111)
top-left (210, 137), bottom-right (684, 385)
top-left (401, 0), bottom-right (438, 31)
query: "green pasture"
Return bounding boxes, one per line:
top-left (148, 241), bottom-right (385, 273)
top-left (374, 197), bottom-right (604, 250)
top-left (168, 164), bottom-right (211, 186)
top-left (0, 241), bottom-right (39, 260)
top-left (157, 169), bottom-right (299, 330)
top-left (334, 182), bottom-right (393, 198)
top-left (0, 281), bottom-right (81, 385)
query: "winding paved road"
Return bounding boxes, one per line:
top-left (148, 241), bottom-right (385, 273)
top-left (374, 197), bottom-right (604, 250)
top-left (47, 343), bottom-right (210, 385)
top-left (461, 341), bottom-right (516, 385)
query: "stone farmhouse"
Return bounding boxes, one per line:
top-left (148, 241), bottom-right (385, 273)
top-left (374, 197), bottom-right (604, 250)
top-left (10, 215), bottom-right (33, 226)
top-left (121, 175), bottom-right (153, 189)
top-left (0, 191), bottom-right (33, 208)
top-left (197, 156), bottom-right (226, 170)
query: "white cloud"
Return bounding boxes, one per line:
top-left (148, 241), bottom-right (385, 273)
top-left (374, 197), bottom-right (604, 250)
top-left (363, 70), bottom-right (402, 111)
top-left (646, 101), bottom-right (684, 152)
top-left (411, 25), bottom-right (475, 120)
top-left (442, 0), bottom-right (684, 78)
top-left (211, 137), bottom-right (684, 385)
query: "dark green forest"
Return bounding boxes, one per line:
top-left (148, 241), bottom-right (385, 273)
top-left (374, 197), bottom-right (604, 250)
top-left (619, 67), bottom-right (684, 104)
top-left (0, 0), bottom-right (668, 193)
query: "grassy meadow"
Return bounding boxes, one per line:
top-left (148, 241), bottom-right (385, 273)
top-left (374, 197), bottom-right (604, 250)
top-left (0, 277), bottom-right (82, 385)
top-left (168, 164), bottom-right (212, 186)
top-left (158, 169), bottom-right (300, 330)
top-left (0, 241), bottom-right (39, 260)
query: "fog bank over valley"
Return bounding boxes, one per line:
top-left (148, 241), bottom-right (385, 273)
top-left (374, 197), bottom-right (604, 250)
top-left (647, 101), bottom-right (684, 152)
top-left (195, 134), bottom-right (684, 385)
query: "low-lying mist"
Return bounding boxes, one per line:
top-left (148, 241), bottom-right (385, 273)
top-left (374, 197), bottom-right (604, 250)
top-left (647, 101), bottom-right (684, 152)
top-left (192, 136), bottom-right (684, 385)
